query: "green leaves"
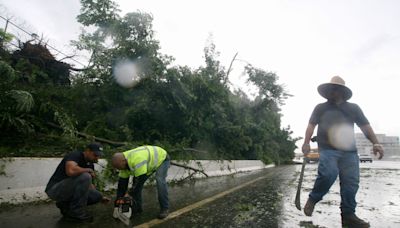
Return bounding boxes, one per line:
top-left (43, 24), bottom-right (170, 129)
top-left (0, 61), bottom-right (35, 134)
top-left (71, 0), bottom-right (299, 162)
top-left (77, 0), bottom-right (121, 27)
top-left (0, 0), bottom-right (298, 162)
top-left (7, 90), bottom-right (34, 113)
top-left (245, 65), bottom-right (291, 106)
top-left (0, 61), bottom-right (16, 83)
top-left (0, 28), bottom-right (14, 46)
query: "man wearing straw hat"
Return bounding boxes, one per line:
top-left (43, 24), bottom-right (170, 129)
top-left (301, 76), bottom-right (384, 227)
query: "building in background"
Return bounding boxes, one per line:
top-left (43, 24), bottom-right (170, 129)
top-left (355, 133), bottom-right (400, 161)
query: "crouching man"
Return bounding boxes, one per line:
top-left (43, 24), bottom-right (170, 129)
top-left (111, 145), bottom-right (170, 219)
top-left (45, 143), bottom-right (109, 222)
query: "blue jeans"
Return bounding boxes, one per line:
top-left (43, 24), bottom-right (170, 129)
top-left (309, 149), bottom-right (360, 216)
top-left (46, 173), bottom-right (102, 213)
top-left (130, 159), bottom-right (170, 210)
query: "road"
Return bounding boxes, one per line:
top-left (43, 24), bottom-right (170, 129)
top-left (0, 161), bottom-right (399, 227)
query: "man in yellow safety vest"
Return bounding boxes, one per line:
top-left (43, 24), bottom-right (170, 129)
top-left (111, 145), bottom-right (170, 219)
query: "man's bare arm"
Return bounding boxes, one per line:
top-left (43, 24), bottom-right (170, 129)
top-left (302, 123), bottom-right (316, 154)
top-left (359, 124), bottom-right (384, 159)
top-left (65, 161), bottom-right (95, 177)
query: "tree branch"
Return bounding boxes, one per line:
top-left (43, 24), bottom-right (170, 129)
top-left (68, 66), bottom-right (88, 71)
top-left (170, 161), bottom-right (208, 177)
top-left (226, 52), bottom-right (238, 80)
top-left (169, 147), bottom-right (208, 154)
top-left (46, 122), bottom-right (127, 146)
top-left (47, 122), bottom-right (208, 177)
top-left (59, 54), bottom-right (77, 61)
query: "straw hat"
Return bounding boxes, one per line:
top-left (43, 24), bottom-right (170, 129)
top-left (317, 76), bottom-right (352, 100)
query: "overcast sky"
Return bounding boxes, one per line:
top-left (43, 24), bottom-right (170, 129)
top-left (1, 0), bottom-right (400, 150)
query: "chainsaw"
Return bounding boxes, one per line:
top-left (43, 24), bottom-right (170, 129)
top-left (113, 197), bottom-right (132, 226)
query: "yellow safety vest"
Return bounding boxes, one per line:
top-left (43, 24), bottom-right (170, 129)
top-left (119, 145), bottom-right (167, 178)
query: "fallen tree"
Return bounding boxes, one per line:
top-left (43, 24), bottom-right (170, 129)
top-left (47, 122), bottom-right (209, 179)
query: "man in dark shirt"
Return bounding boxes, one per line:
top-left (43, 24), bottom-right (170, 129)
top-left (301, 76), bottom-right (384, 228)
top-left (45, 143), bottom-right (108, 222)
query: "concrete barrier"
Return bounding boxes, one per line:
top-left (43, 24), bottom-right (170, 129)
top-left (0, 158), bottom-right (273, 205)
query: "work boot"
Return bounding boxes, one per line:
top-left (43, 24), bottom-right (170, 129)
top-left (304, 198), bottom-right (315, 216)
top-left (158, 208), bottom-right (169, 219)
top-left (55, 201), bottom-right (69, 216)
top-left (65, 209), bottom-right (93, 222)
top-left (341, 214), bottom-right (370, 228)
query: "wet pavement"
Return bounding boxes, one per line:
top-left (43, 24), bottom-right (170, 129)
top-left (281, 160), bottom-right (400, 228)
top-left (0, 161), bottom-right (399, 228)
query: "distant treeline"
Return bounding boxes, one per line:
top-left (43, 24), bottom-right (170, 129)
top-left (0, 0), bottom-right (298, 164)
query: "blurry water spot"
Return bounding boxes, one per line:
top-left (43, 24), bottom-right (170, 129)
top-left (113, 59), bottom-right (140, 88)
top-left (328, 124), bottom-right (354, 151)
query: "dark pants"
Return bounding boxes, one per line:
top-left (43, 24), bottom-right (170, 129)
top-left (130, 158), bottom-right (170, 211)
top-left (46, 173), bottom-right (102, 214)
